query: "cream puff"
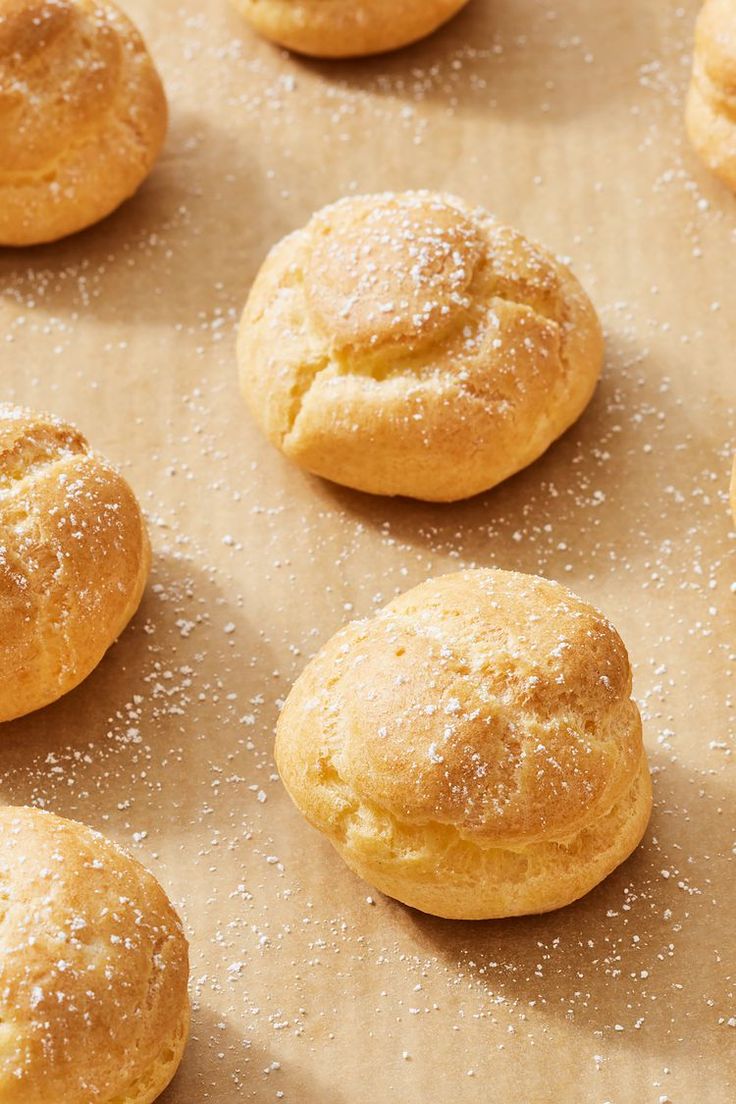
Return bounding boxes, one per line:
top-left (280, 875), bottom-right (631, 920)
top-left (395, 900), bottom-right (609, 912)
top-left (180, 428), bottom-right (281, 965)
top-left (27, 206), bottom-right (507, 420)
top-left (0, 805), bottom-right (189, 1103)
top-left (275, 569), bottom-right (652, 920)
top-left (237, 191), bottom-right (603, 502)
top-left (0, 0), bottom-right (167, 246)
top-left (0, 404), bottom-right (150, 722)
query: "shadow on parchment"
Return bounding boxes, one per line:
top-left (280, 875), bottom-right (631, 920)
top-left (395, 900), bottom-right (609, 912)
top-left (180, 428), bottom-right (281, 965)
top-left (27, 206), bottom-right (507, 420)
top-left (282, 0), bottom-right (654, 125)
top-left (0, 108), bottom-right (266, 332)
top-left (271, 751), bottom-right (735, 1070)
top-left (161, 1004), bottom-right (350, 1104)
top-left (306, 329), bottom-right (735, 606)
top-left (391, 752), bottom-right (735, 1066)
top-left (0, 548), bottom-right (277, 839)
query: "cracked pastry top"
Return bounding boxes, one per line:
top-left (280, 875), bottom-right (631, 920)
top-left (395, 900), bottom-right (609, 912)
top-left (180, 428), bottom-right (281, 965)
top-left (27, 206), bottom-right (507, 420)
top-left (275, 568), bottom-right (652, 920)
top-left (230, 0), bottom-right (470, 59)
top-left (237, 191), bottom-right (604, 502)
top-left (0, 0), bottom-right (167, 246)
top-left (686, 0), bottom-right (736, 190)
top-left (0, 403), bottom-right (150, 722)
top-left (0, 805), bottom-right (189, 1104)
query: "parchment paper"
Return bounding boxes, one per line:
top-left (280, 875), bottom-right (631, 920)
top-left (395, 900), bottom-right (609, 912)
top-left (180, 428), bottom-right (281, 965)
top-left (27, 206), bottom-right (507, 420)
top-left (1, 1), bottom-right (734, 1101)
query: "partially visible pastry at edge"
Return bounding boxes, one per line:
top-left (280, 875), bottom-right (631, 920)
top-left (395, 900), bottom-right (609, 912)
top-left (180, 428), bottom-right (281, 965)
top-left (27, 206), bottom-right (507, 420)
top-left (0, 805), bottom-right (189, 1104)
top-left (237, 191), bottom-right (603, 502)
top-left (731, 452), bottom-right (736, 522)
top-left (686, 0), bottom-right (736, 190)
top-left (230, 0), bottom-right (470, 58)
top-left (0, 0), bottom-right (167, 246)
top-left (0, 403), bottom-right (150, 722)
top-left (276, 569), bottom-right (652, 920)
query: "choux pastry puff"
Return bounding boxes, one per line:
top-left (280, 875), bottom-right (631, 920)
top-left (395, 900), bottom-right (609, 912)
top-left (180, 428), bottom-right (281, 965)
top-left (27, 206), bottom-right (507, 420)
top-left (0, 404), bottom-right (150, 722)
top-left (275, 569), bottom-right (653, 920)
top-left (238, 191), bottom-right (604, 502)
top-left (0, 805), bottom-right (189, 1104)
top-left (0, 0), bottom-right (167, 246)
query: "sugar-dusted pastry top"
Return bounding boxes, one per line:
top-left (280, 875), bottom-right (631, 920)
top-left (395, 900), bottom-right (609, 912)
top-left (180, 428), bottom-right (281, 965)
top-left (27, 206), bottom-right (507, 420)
top-left (0, 805), bottom-right (189, 1104)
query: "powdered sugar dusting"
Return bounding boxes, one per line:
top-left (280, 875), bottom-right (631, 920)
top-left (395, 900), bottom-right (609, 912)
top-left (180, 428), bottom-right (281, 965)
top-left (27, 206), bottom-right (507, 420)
top-left (0, 0), bottom-right (733, 1101)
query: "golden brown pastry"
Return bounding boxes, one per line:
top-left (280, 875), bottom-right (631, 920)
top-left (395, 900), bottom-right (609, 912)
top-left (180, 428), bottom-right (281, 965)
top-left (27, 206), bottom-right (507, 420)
top-left (0, 404), bottom-right (150, 722)
top-left (276, 569), bottom-right (652, 920)
top-left (731, 452), bottom-right (736, 522)
top-left (238, 191), bottom-right (603, 502)
top-left (0, 0), bottom-right (167, 246)
top-left (230, 0), bottom-right (469, 58)
top-left (0, 805), bottom-right (189, 1104)
top-left (686, 0), bottom-right (736, 190)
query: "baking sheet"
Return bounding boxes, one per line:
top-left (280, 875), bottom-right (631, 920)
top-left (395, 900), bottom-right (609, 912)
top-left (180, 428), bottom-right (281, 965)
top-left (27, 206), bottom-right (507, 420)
top-left (1, 0), bottom-right (734, 1100)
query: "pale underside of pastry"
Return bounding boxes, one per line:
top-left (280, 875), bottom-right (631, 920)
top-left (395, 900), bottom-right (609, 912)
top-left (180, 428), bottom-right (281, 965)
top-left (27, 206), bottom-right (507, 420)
top-left (231, 0), bottom-right (470, 58)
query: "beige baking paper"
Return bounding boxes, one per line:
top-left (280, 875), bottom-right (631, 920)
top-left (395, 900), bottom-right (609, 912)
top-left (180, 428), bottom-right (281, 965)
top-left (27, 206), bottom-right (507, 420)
top-left (1, 1), bottom-right (734, 1101)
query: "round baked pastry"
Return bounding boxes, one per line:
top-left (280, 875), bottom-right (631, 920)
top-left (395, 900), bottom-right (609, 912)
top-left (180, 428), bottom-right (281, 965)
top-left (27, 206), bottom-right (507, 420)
top-left (0, 404), bottom-right (150, 722)
top-left (276, 569), bottom-right (652, 920)
top-left (0, 0), bottom-right (167, 246)
top-left (230, 0), bottom-right (470, 58)
top-left (0, 805), bottom-right (189, 1103)
top-left (238, 191), bottom-right (604, 502)
top-left (686, 0), bottom-right (736, 190)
